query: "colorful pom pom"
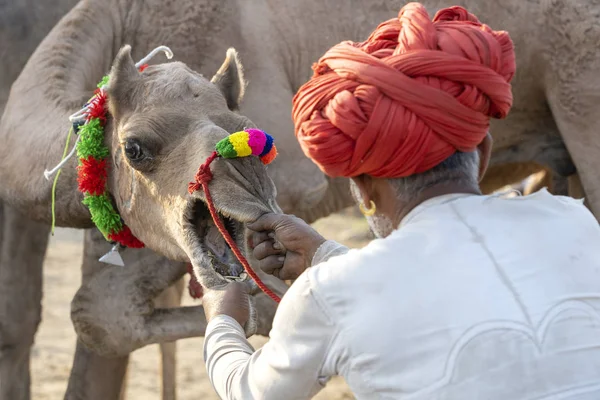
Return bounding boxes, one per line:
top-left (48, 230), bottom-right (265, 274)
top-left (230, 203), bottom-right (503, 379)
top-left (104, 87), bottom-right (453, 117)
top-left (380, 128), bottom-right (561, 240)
top-left (77, 157), bottom-right (107, 195)
top-left (86, 90), bottom-right (107, 123)
top-left (108, 226), bottom-right (145, 249)
top-left (229, 131), bottom-right (252, 157)
top-left (215, 129), bottom-right (277, 165)
top-left (247, 128), bottom-right (267, 155)
top-left (260, 146), bottom-right (278, 165)
top-left (75, 75), bottom-right (145, 249)
top-left (97, 75), bottom-right (110, 89)
top-left (82, 193), bottom-right (124, 238)
top-left (259, 133), bottom-right (274, 157)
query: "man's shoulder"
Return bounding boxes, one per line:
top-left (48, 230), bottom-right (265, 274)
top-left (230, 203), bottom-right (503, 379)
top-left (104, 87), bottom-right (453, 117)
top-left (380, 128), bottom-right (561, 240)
top-left (305, 234), bottom-right (409, 292)
top-left (448, 188), bottom-right (596, 226)
top-left (496, 189), bottom-right (595, 222)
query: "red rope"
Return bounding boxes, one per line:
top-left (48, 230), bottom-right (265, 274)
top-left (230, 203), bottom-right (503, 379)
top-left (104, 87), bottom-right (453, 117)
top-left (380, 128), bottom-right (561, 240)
top-left (188, 151), bottom-right (281, 303)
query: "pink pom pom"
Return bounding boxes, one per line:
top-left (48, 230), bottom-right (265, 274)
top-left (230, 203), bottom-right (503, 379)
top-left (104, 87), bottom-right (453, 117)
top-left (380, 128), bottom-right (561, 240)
top-left (246, 129), bottom-right (267, 156)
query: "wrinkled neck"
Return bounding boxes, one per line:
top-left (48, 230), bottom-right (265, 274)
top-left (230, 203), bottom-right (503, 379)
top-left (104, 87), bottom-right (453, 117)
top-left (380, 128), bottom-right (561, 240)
top-left (122, 0), bottom-right (243, 75)
top-left (394, 183), bottom-right (482, 227)
top-left (40, 0), bottom-right (126, 111)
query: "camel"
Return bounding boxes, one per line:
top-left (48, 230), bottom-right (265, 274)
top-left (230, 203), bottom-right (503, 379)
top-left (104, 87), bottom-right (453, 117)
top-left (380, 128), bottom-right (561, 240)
top-left (1, 35), bottom-right (287, 397)
top-left (2, 1), bottom-right (599, 399)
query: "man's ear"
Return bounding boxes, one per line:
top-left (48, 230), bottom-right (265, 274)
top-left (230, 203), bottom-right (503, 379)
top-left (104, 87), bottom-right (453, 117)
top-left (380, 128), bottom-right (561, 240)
top-left (108, 45), bottom-right (141, 118)
top-left (350, 175), bottom-right (375, 206)
top-left (210, 48), bottom-right (246, 111)
top-left (477, 132), bottom-right (493, 182)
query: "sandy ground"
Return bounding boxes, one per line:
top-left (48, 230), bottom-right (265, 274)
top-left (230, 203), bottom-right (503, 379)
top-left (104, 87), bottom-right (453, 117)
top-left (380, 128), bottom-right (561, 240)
top-left (32, 208), bottom-right (372, 399)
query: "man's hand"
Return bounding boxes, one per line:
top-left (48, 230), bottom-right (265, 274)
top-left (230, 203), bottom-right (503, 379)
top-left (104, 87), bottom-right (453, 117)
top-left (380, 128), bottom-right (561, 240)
top-left (202, 282), bottom-right (252, 328)
top-left (247, 214), bottom-right (326, 280)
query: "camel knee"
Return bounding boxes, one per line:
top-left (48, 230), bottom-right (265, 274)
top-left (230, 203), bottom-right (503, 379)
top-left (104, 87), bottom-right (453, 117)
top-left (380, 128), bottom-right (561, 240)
top-left (70, 287), bottom-right (133, 358)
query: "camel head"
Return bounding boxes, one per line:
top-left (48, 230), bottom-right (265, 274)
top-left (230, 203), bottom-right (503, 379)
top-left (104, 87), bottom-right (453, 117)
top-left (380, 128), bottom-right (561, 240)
top-left (104, 45), bottom-right (280, 288)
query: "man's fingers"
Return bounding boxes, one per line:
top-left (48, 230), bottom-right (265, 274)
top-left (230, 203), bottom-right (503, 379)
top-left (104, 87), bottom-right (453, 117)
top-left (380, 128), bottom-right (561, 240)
top-left (278, 268), bottom-right (294, 281)
top-left (253, 240), bottom-right (284, 260)
top-left (278, 253), bottom-right (304, 281)
top-left (247, 213), bottom-right (286, 233)
top-left (258, 255), bottom-right (285, 275)
top-left (249, 231), bottom-right (271, 249)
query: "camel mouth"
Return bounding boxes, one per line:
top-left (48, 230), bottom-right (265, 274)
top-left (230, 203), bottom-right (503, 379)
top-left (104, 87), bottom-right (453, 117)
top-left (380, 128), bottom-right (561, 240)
top-left (183, 199), bottom-right (247, 280)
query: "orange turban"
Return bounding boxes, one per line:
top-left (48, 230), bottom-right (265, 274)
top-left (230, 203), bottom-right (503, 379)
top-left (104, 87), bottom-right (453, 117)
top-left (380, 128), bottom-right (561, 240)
top-left (292, 3), bottom-right (516, 178)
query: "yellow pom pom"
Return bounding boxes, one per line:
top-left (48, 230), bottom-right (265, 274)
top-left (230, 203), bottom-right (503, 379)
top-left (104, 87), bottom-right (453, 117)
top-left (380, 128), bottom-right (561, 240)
top-left (229, 131), bottom-right (252, 157)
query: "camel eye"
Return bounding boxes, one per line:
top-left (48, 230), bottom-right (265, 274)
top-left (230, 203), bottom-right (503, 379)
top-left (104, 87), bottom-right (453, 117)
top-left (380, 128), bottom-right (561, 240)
top-left (124, 139), bottom-right (144, 161)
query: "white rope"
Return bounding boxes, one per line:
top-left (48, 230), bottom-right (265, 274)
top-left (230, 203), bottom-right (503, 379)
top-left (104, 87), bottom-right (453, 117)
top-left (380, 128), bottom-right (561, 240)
top-left (68, 108), bottom-right (88, 123)
top-left (43, 135), bottom-right (81, 180)
top-left (135, 45), bottom-right (173, 68)
top-left (43, 45), bottom-right (174, 181)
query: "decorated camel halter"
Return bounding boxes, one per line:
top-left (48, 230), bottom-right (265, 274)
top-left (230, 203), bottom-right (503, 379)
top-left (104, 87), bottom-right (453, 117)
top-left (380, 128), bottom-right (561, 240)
top-left (43, 46), bottom-right (281, 302)
top-left (188, 130), bottom-right (281, 303)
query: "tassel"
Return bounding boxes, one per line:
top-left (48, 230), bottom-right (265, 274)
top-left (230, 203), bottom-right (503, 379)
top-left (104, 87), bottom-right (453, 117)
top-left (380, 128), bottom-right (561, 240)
top-left (99, 244), bottom-right (125, 267)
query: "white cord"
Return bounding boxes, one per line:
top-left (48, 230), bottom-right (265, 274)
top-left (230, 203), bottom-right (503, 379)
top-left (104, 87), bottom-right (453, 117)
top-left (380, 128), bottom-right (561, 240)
top-left (68, 108), bottom-right (88, 123)
top-left (43, 135), bottom-right (81, 180)
top-left (135, 45), bottom-right (173, 68)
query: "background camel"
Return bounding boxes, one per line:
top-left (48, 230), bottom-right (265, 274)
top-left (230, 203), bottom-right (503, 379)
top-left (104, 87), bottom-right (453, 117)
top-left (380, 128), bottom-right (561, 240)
top-left (2, 0), bottom-right (599, 399)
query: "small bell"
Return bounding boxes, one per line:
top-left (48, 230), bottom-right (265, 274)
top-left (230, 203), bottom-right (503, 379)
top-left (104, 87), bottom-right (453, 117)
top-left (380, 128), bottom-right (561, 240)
top-left (99, 244), bottom-right (125, 266)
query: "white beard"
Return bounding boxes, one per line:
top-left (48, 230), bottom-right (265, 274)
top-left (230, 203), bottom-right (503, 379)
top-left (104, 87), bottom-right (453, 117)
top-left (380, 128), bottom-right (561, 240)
top-left (365, 213), bottom-right (394, 238)
top-left (350, 181), bottom-right (395, 238)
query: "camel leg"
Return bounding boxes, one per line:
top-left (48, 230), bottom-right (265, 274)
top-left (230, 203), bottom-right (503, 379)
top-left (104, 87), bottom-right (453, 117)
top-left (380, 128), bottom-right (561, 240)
top-left (543, 10), bottom-right (600, 221)
top-left (70, 251), bottom-right (205, 359)
top-left (64, 229), bottom-right (130, 400)
top-left (154, 278), bottom-right (185, 400)
top-left (568, 173), bottom-right (588, 206)
top-left (64, 230), bottom-right (191, 400)
top-left (69, 249), bottom-right (281, 357)
top-left (159, 341), bottom-right (177, 400)
top-left (65, 340), bottom-right (129, 400)
top-left (552, 174), bottom-right (569, 197)
top-left (0, 201), bottom-right (49, 400)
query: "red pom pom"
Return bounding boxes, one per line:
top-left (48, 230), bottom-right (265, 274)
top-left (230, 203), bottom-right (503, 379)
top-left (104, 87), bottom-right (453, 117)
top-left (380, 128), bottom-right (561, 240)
top-left (108, 226), bottom-right (145, 248)
top-left (260, 145), bottom-right (278, 165)
top-left (138, 64), bottom-right (149, 72)
top-left (77, 157), bottom-right (107, 195)
top-left (86, 91), bottom-right (107, 124)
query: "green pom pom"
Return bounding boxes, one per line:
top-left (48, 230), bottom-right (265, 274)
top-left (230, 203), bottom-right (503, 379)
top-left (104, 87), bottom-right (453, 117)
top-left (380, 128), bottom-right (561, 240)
top-left (216, 138), bottom-right (237, 159)
top-left (82, 194), bottom-right (123, 237)
top-left (97, 75), bottom-right (110, 88)
top-left (77, 119), bottom-right (110, 160)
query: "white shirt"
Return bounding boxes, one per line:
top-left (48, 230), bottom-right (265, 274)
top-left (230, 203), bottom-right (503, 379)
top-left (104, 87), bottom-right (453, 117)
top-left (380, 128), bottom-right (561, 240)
top-left (204, 189), bottom-right (600, 399)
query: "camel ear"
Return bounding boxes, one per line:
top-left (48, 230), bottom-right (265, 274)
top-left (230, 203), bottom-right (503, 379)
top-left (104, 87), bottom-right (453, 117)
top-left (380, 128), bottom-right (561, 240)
top-left (211, 48), bottom-right (246, 111)
top-left (108, 45), bottom-right (141, 117)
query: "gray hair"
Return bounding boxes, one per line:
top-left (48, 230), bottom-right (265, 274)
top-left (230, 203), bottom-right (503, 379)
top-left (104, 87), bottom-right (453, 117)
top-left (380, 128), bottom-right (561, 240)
top-left (389, 150), bottom-right (480, 203)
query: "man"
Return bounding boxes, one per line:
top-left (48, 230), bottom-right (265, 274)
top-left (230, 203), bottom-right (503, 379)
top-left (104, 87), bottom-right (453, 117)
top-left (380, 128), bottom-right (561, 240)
top-left (201, 3), bottom-right (600, 399)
